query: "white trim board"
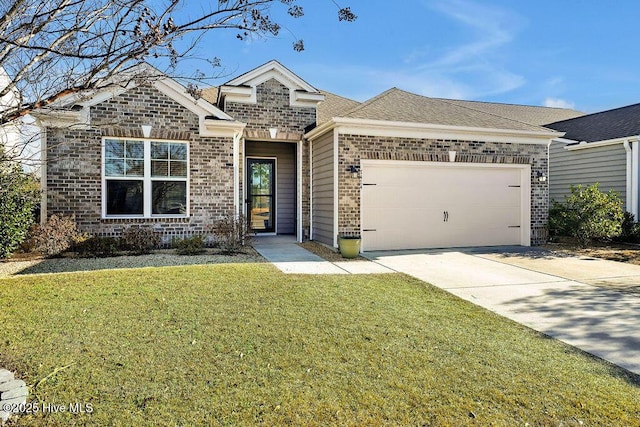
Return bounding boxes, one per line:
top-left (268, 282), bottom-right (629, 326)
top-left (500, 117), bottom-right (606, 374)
top-left (306, 118), bottom-right (562, 145)
top-left (565, 136), bottom-right (640, 151)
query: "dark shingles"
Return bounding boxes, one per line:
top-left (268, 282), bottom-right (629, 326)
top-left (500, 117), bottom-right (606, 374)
top-left (545, 103), bottom-right (640, 142)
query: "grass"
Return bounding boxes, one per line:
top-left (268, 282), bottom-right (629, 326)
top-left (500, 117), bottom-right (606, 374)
top-left (1, 264), bottom-right (639, 425)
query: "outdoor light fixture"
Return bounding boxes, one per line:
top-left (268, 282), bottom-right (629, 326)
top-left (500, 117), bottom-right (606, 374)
top-left (269, 127), bottom-right (278, 139)
top-left (141, 125), bottom-right (152, 138)
top-left (536, 171), bottom-right (547, 182)
top-left (348, 165), bottom-right (360, 173)
top-left (448, 150), bottom-right (457, 162)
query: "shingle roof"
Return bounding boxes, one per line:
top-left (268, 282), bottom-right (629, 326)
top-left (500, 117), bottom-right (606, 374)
top-left (545, 103), bottom-right (640, 142)
top-left (317, 90), bottom-right (360, 124)
top-left (443, 99), bottom-right (584, 126)
top-left (338, 88), bottom-right (553, 132)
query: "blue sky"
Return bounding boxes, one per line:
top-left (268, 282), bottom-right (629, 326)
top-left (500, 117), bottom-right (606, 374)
top-left (175, 0), bottom-right (640, 114)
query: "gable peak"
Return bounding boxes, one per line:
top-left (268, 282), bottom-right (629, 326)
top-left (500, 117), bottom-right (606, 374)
top-left (220, 60), bottom-right (324, 107)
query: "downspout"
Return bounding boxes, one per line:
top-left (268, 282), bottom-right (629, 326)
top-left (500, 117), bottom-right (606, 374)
top-left (630, 138), bottom-right (640, 221)
top-left (39, 126), bottom-right (47, 224)
top-left (332, 127), bottom-right (339, 249)
top-left (297, 139), bottom-right (303, 243)
top-left (623, 140), bottom-right (634, 219)
top-left (233, 131), bottom-right (240, 217)
top-left (309, 138), bottom-right (313, 241)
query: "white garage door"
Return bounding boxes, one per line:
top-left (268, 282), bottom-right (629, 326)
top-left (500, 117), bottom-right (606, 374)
top-left (361, 161), bottom-right (530, 251)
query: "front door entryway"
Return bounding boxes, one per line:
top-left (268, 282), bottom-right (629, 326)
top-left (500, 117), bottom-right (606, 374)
top-left (247, 158), bottom-right (276, 233)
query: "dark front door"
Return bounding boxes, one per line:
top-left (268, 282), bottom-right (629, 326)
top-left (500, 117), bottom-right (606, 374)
top-left (247, 158), bottom-right (276, 233)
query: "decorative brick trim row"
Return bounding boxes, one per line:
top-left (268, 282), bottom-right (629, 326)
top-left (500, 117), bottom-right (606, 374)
top-left (360, 151), bottom-right (530, 164)
top-left (100, 218), bottom-right (191, 224)
top-left (455, 154), bottom-right (531, 164)
top-left (100, 127), bottom-right (192, 141)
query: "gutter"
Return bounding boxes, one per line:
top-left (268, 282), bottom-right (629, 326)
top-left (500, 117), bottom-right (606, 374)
top-left (306, 117), bottom-right (564, 145)
top-left (566, 135), bottom-right (639, 151)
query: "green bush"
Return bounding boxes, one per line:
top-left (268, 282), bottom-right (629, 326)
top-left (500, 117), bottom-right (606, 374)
top-left (121, 226), bottom-right (160, 254)
top-left (616, 211), bottom-right (640, 244)
top-left (75, 236), bottom-right (122, 257)
top-left (29, 214), bottom-right (81, 257)
top-left (174, 234), bottom-right (206, 255)
top-left (0, 157), bottom-right (39, 258)
top-left (549, 183), bottom-right (624, 246)
top-left (209, 214), bottom-right (252, 254)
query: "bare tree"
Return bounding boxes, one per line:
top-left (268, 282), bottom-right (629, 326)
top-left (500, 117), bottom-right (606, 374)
top-left (0, 0), bottom-right (356, 128)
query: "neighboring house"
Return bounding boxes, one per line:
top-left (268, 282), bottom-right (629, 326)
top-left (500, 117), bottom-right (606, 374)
top-left (547, 104), bottom-right (640, 220)
top-left (35, 60), bottom-right (580, 252)
top-left (0, 68), bottom-right (40, 173)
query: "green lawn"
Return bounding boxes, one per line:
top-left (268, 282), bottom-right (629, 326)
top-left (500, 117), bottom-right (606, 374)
top-left (1, 264), bottom-right (639, 425)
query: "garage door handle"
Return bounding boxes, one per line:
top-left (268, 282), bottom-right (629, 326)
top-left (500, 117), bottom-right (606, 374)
top-left (444, 211), bottom-right (449, 222)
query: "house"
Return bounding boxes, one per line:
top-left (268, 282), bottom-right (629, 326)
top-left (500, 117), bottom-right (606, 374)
top-left (34, 60), bottom-right (581, 252)
top-left (0, 68), bottom-right (40, 173)
top-left (547, 104), bottom-right (640, 220)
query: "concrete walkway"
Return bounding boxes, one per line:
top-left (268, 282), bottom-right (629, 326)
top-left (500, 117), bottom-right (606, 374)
top-left (366, 246), bottom-right (640, 376)
top-left (252, 236), bottom-right (393, 275)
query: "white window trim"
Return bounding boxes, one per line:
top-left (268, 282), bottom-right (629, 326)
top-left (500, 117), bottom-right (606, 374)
top-left (101, 136), bottom-right (190, 219)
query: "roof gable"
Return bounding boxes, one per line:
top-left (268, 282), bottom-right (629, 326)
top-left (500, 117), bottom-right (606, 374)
top-left (224, 60), bottom-right (317, 92)
top-left (32, 64), bottom-right (244, 136)
top-left (220, 60), bottom-right (324, 107)
top-left (545, 103), bottom-right (640, 143)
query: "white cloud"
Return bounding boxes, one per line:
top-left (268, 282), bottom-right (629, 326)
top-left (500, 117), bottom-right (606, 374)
top-left (400, 0), bottom-right (527, 99)
top-left (295, 1), bottom-right (528, 102)
top-left (544, 98), bottom-right (576, 109)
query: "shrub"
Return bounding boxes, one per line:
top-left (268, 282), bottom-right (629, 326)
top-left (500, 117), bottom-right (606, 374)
top-left (549, 183), bottom-right (624, 246)
top-left (75, 236), bottom-right (122, 257)
top-left (548, 201), bottom-right (570, 238)
top-left (30, 214), bottom-right (80, 257)
top-left (174, 234), bottom-right (206, 255)
top-left (209, 214), bottom-right (252, 254)
top-left (121, 226), bottom-right (160, 254)
top-left (616, 211), bottom-right (640, 244)
top-left (0, 157), bottom-right (40, 258)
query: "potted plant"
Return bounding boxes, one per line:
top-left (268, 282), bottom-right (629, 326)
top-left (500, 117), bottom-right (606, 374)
top-left (338, 234), bottom-right (361, 258)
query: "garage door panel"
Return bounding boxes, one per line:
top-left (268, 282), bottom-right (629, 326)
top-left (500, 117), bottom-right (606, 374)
top-left (361, 161), bottom-right (528, 251)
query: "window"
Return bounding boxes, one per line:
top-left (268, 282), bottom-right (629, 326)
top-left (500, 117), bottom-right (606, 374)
top-left (103, 138), bottom-right (189, 217)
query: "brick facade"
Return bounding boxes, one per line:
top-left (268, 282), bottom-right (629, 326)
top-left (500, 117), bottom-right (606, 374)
top-left (225, 78), bottom-right (315, 238)
top-left (44, 72), bottom-right (551, 247)
top-left (336, 135), bottom-right (549, 245)
top-left (46, 84), bottom-right (236, 242)
top-left (225, 78), bottom-right (316, 134)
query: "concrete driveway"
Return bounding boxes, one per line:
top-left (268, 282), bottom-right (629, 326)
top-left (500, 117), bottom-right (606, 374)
top-left (366, 246), bottom-right (640, 375)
